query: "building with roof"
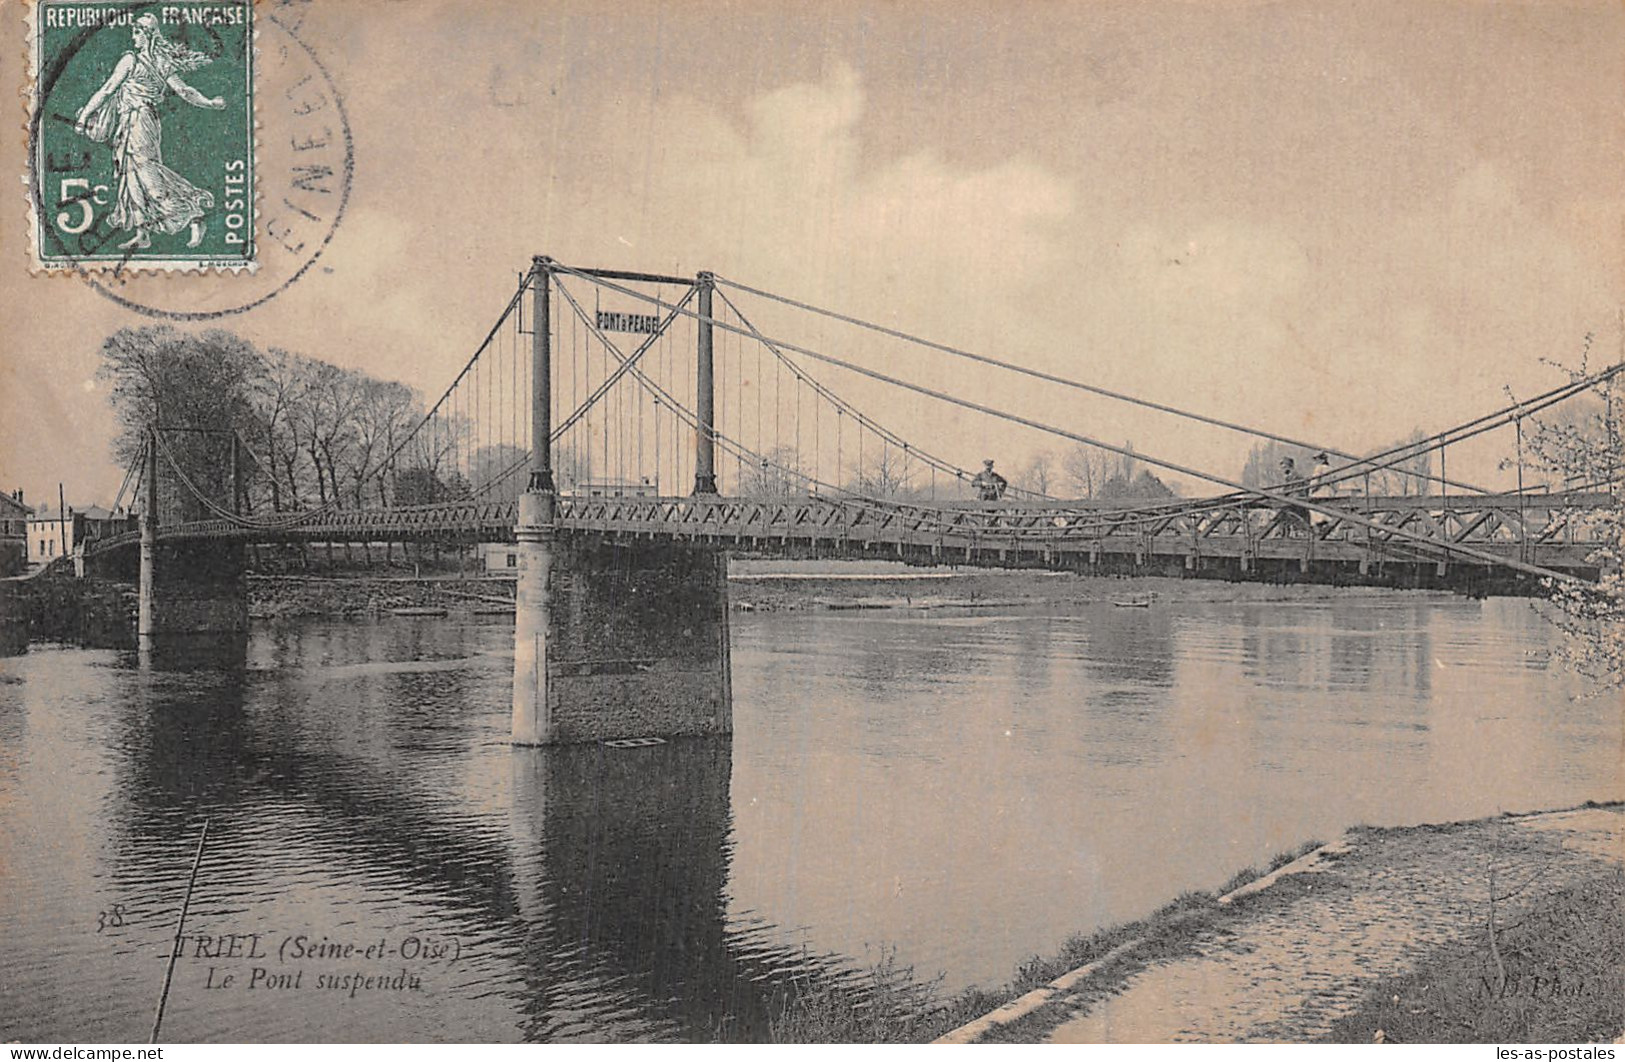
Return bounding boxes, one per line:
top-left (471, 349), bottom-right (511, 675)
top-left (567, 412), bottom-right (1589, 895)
top-left (0, 489), bottom-right (31, 576)
top-left (26, 503), bottom-right (132, 566)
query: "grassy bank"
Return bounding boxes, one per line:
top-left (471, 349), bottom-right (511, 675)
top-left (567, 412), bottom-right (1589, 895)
top-left (765, 839), bottom-right (1327, 1043)
top-left (765, 806), bottom-right (1625, 1044)
top-left (1325, 867), bottom-right (1624, 1044)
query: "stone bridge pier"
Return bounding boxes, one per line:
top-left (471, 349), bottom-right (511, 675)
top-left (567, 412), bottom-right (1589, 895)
top-left (511, 492), bottom-right (732, 745)
top-left (119, 428), bottom-right (250, 663)
top-left (137, 537), bottom-right (250, 660)
top-left (511, 261), bottom-right (732, 745)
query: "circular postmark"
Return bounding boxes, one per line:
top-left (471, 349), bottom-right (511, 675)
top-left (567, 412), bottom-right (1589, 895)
top-left (27, 3), bottom-right (353, 319)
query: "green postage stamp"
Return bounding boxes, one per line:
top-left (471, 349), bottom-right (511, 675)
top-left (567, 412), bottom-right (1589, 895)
top-left (28, 0), bottom-right (255, 271)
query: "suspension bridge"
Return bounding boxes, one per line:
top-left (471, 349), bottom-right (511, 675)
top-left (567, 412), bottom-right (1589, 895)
top-left (78, 256), bottom-right (1619, 744)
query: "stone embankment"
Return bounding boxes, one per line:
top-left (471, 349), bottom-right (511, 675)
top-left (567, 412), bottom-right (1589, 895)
top-left (0, 578), bottom-right (25, 653)
top-left (1, 565), bottom-right (135, 649)
top-left (725, 567), bottom-right (1428, 613)
top-left (247, 573), bottom-right (515, 619)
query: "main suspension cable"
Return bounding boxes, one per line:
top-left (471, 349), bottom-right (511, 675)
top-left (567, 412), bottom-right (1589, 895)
top-left (713, 274), bottom-right (1505, 495)
top-left (551, 263), bottom-right (1606, 581)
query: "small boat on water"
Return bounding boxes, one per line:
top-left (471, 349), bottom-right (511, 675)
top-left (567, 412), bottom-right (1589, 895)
top-left (389, 606), bottom-right (449, 617)
top-left (1111, 592), bottom-right (1157, 608)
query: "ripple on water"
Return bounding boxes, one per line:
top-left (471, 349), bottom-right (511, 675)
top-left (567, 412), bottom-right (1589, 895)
top-left (1, 600), bottom-right (1618, 1040)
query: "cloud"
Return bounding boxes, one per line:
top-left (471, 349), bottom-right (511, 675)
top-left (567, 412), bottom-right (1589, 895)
top-left (3, 0), bottom-right (1618, 504)
top-left (638, 62), bottom-right (1077, 329)
top-left (1117, 220), bottom-right (1310, 318)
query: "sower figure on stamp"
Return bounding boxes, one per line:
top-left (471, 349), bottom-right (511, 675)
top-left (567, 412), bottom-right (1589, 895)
top-left (74, 13), bottom-right (224, 251)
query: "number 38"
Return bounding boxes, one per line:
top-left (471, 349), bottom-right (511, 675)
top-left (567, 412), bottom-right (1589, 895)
top-left (56, 178), bottom-right (110, 235)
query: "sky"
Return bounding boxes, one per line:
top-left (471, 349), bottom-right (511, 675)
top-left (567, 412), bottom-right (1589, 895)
top-left (2, 0), bottom-right (1621, 506)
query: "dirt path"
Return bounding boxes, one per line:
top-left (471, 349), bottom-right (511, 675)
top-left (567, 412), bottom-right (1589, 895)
top-left (1031, 807), bottom-right (1623, 1044)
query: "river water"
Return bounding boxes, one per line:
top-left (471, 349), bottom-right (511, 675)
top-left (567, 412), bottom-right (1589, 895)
top-left (0, 594), bottom-right (1617, 1042)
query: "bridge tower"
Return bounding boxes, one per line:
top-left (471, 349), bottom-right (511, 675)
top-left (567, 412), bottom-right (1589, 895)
top-left (693, 271), bottom-right (718, 495)
top-left (511, 258), bottom-right (732, 745)
top-left (135, 427), bottom-right (249, 662)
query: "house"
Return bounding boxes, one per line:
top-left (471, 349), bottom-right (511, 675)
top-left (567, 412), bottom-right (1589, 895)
top-left (480, 543), bottom-right (522, 573)
top-left (0, 489), bottom-right (31, 576)
top-left (570, 478), bottom-right (659, 498)
top-left (74, 505), bottom-right (132, 546)
top-left (26, 504), bottom-right (69, 564)
top-left (26, 503), bottom-right (133, 565)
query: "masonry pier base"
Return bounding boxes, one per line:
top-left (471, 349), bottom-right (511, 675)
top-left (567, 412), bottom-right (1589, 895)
top-left (512, 492), bottom-right (733, 746)
top-left (137, 539), bottom-right (250, 665)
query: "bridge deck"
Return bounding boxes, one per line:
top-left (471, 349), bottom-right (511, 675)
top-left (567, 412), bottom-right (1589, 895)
top-left (84, 492), bottom-right (1611, 587)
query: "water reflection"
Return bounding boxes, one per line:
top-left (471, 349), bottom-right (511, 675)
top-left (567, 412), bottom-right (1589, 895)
top-left (1085, 607), bottom-right (1177, 690)
top-left (66, 632), bottom-right (847, 1042)
top-left (728, 598), bottom-right (1616, 993)
top-left (1238, 603), bottom-right (1433, 697)
top-left (511, 739), bottom-right (845, 1041)
top-left (0, 598), bottom-right (1618, 1042)
top-left (115, 665), bottom-right (255, 819)
top-left (138, 635), bottom-right (250, 673)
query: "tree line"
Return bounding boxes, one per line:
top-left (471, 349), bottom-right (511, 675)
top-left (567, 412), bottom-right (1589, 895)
top-left (98, 326), bottom-right (480, 523)
top-left (728, 440), bottom-right (1178, 502)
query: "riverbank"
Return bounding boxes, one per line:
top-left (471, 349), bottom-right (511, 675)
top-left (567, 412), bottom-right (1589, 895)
top-left (729, 571), bottom-right (1438, 613)
top-left (247, 572), bottom-right (515, 619)
top-left (769, 802), bottom-right (1624, 1044)
top-left (245, 561), bottom-right (1458, 620)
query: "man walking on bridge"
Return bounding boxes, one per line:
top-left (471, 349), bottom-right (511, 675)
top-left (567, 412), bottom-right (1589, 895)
top-left (971, 459), bottom-right (1008, 502)
top-left (1279, 456), bottom-right (1311, 535)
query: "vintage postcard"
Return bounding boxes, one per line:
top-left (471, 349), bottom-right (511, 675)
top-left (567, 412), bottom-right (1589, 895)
top-left (1, 0), bottom-right (1620, 1051)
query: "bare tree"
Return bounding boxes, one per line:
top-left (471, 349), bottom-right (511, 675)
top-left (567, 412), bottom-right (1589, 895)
top-left (852, 444), bottom-right (917, 498)
top-left (386, 401), bottom-right (475, 549)
top-left (1117, 440), bottom-right (1139, 484)
top-left (350, 378), bottom-right (420, 508)
top-left (1385, 429), bottom-right (1435, 496)
top-left (245, 346), bottom-right (307, 512)
top-left (471, 443), bottom-right (530, 503)
top-left (741, 445), bottom-right (805, 499)
top-left (1062, 443), bottom-right (1103, 499)
top-left (296, 362), bottom-right (370, 510)
top-left (97, 326), bottom-right (261, 523)
top-left (1021, 450), bottom-right (1055, 497)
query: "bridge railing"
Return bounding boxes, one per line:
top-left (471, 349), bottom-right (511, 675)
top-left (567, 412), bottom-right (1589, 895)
top-left (81, 490), bottom-right (1613, 575)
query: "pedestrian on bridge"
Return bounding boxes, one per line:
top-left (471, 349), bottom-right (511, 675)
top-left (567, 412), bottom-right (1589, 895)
top-left (1279, 457), bottom-right (1311, 534)
top-left (971, 459), bottom-right (1008, 502)
top-left (1309, 452), bottom-right (1332, 495)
